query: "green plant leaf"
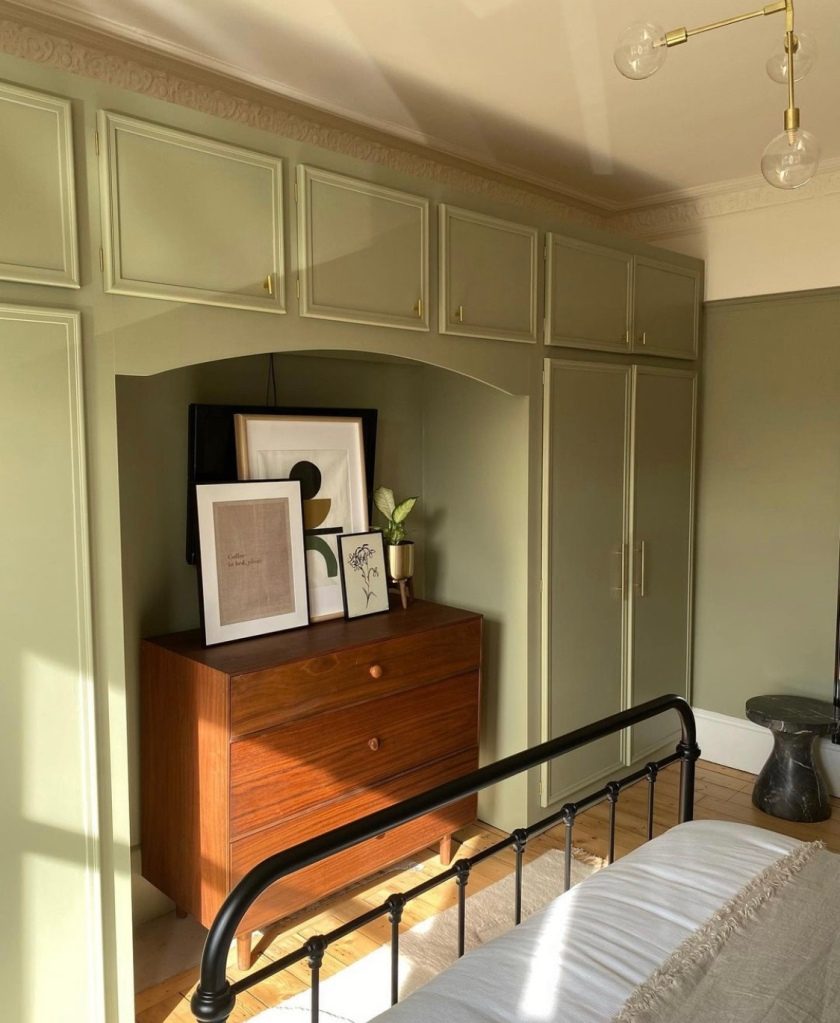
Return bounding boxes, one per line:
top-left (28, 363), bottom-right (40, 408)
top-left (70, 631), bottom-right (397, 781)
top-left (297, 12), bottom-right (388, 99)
top-left (393, 497), bottom-right (417, 524)
top-left (373, 486), bottom-right (395, 519)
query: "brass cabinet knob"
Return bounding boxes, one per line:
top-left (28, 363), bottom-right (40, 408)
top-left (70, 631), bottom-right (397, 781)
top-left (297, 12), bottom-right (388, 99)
top-left (369, 664), bottom-right (384, 679)
top-left (368, 737), bottom-right (381, 751)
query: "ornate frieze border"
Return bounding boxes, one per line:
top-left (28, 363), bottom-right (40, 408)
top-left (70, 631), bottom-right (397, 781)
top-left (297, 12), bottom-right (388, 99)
top-left (0, 8), bottom-right (606, 229)
top-left (610, 160), bottom-right (840, 240)
top-left (1, 5), bottom-right (836, 241)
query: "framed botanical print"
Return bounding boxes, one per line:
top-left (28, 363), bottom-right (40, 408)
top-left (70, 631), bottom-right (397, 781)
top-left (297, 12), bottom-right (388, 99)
top-left (234, 413), bottom-right (369, 621)
top-left (338, 531), bottom-right (390, 619)
top-left (196, 480), bottom-right (309, 645)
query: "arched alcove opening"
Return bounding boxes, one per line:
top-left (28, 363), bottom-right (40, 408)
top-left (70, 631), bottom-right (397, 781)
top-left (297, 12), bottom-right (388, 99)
top-left (115, 346), bottom-right (532, 936)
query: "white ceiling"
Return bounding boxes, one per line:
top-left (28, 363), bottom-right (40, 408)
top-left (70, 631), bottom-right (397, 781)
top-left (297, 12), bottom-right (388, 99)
top-left (18, 0), bottom-right (840, 208)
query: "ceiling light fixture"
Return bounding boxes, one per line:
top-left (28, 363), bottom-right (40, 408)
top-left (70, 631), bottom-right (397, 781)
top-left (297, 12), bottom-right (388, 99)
top-left (614, 0), bottom-right (820, 190)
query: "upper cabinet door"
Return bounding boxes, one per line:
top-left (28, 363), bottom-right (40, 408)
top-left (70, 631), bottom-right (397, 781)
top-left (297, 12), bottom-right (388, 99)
top-left (99, 112), bottom-right (285, 313)
top-left (297, 166), bottom-right (429, 331)
top-left (632, 257), bottom-right (700, 359)
top-left (0, 83), bottom-right (78, 288)
top-left (546, 235), bottom-right (631, 353)
top-left (439, 205), bottom-right (537, 343)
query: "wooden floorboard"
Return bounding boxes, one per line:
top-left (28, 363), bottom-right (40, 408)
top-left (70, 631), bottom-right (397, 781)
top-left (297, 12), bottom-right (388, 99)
top-left (134, 758), bottom-right (839, 1020)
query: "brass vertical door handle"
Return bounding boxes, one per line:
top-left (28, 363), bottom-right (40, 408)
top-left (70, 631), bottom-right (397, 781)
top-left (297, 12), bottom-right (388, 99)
top-left (635, 540), bottom-right (647, 597)
top-left (415, 297), bottom-right (423, 319)
top-left (456, 305), bottom-right (464, 323)
top-left (639, 330), bottom-right (647, 345)
top-left (611, 544), bottom-right (627, 597)
top-left (263, 273), bottom-right (274, 297)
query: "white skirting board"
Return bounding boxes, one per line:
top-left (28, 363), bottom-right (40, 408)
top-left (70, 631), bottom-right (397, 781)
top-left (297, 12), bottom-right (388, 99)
top-left (694, 707), bottom-right (840, 798)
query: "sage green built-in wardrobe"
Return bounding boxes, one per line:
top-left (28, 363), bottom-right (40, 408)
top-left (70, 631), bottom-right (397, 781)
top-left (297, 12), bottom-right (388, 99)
top-left (0, 40), bottom-right (703, 1023)
top-left (542, 361), bottom-right (696, 804)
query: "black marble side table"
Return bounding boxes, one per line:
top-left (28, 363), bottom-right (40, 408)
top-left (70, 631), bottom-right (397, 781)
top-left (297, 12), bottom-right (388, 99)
top-left (745, 695), bottom-right (835, 823)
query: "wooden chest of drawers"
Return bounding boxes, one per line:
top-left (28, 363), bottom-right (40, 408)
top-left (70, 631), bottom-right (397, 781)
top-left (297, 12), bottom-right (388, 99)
top-left (140, 599), bottom-right (482, 963)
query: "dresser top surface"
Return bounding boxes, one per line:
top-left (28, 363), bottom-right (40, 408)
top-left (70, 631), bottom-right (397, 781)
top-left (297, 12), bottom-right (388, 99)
top-left (143, 599), bottom-right (481, 674)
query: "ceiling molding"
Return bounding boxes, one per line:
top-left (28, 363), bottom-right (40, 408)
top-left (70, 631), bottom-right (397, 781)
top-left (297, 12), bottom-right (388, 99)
top-left (608, 159), bottom-right (840, 239)
top-left (0, 2), bottom-right (607, 229)
top-left (1, 1), bottom-right (835, 243)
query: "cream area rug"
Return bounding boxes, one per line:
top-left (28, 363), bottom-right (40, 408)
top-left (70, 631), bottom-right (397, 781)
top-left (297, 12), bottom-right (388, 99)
top-left (254, 847), bottom-right (603, 1023)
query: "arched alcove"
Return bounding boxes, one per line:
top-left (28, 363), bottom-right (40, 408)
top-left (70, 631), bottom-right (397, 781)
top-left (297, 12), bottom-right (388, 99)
top-left (115, 346), bottom-right (532, 927)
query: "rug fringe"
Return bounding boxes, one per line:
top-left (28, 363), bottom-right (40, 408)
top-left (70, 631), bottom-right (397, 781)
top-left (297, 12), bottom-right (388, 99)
top-left (612, 839), bottom-right (825, 1023)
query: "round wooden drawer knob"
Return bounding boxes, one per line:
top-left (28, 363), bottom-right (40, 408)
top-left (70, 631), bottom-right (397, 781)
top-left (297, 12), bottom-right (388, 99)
top-left (369, 664), bottom-right (384, 679)
top-left (368, 737), bottom-right (381, 752)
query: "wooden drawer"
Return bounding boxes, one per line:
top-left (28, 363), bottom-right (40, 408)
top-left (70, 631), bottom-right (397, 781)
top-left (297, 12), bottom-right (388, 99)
top-left (230, 618), bottom-right (481, 736)
top-left (235, 796), bottom-right (476, 932)
top-left (230, 672), bottom-right (479, 837)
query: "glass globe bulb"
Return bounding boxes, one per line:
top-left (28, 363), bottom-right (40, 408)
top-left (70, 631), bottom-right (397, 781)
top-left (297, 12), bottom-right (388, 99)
top-left (761, 127), bottom-right (820, 189)
top-left (766, 30), bottom-right (817, 84)
top-left (614, 23), bottom-right (667, 80)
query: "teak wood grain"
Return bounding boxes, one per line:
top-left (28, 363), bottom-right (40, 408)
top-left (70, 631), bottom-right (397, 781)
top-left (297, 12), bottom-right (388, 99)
top-left (139, 600), bottom-right (482, 940)
top-left (140, 642), bottom-right (230, 925)
top-left (230, 672), bottom-right (479, 836)
top-left (230, 619), bottom-right (480, 736)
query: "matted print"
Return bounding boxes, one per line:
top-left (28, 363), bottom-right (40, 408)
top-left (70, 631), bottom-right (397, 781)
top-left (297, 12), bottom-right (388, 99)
top-left (338, 530), bottom-right (390, 619)
top-left (196, 480), bottom-right (308, 644)
top-left (235, 414), bottom-right (368, 620)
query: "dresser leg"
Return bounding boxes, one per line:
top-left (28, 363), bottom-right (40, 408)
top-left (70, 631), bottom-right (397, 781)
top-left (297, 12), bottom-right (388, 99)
top-left (174, 905), bottom-right (187, 919)
top-left (237, 933), bottom-right (253, 971)
top-left (439, 833), bottom-right (454, 866)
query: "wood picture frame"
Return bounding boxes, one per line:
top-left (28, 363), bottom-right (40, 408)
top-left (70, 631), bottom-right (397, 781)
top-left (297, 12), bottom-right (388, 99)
top-left (234, 413), bottom-right (369, 621)
top-left (337, 530), bottom-right (390, 619)
top-left (196, 480), bottom-right (309, 645)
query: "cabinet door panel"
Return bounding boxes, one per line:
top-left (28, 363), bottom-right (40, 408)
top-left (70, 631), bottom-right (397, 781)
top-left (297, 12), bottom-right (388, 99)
top-left (543, 361), bottom-right (630, 803)
top-left (629, 368), bottom-right (696, 760)
top-left (547, 236), bottom-right (631, 352)
top-left (0, 83), bottom-right (78, 287)
top-left (100, 112), bottom-right (284, 312)
top-left (298, 166), bottom-right (429, 330)
top-left (440, 205), bottom-right (537, 342)
top-left (633, 258), bottom-right (700, 359)
top-left (0, 306), bottom-right (103, 1020)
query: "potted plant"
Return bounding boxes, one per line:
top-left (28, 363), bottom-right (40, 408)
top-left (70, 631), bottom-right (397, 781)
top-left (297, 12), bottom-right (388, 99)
top-left (373, 486), bottom-right (418, 584)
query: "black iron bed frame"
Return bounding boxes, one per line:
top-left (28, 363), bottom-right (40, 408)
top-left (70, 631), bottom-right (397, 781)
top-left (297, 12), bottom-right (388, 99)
top-left (191, 693), bottom-right (700, 1023)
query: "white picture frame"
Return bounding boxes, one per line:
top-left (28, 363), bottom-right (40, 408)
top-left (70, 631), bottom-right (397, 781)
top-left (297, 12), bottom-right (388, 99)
top-left (196, 480), bottom-right (309, 645)
top-left (234, 414), bottom-right (369, 621)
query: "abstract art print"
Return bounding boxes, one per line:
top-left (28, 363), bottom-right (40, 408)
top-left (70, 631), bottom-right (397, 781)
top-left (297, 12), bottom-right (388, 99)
top-left (196, 480), bottom-right (309, 645)
top-left (338, 531), bottom-right (390, 619)
top-left (234, 414), bottom-right (368, 620)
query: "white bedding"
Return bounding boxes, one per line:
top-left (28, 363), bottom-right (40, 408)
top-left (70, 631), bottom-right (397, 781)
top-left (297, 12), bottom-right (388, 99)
top-left (371, 820), bottom-right (801, 1023)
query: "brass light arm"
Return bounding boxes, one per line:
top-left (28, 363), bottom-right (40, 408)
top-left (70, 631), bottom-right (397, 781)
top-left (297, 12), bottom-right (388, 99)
top-left (656, 0), bottom-right (791, 48)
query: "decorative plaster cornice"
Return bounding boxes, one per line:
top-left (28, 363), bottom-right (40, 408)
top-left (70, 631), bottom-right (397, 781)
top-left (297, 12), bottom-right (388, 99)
top-left (2, 5), bottom-right (836, 242)
top-left (0, 8), bottom-right (606, 230)
top-left (609, 159), bottom-right (840, 239)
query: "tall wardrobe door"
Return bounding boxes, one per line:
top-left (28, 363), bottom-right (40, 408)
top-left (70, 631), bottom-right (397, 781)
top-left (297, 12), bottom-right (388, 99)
top-left (543, 361), bottom-right (630, 803)
top-left (629, 366), bottom-right (696, 760)
top-left (0, 306), bottom-right (103, 1021)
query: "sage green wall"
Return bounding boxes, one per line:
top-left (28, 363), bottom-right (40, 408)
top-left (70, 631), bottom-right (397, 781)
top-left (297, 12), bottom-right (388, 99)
top-left (420, 367), bottom-right (531, 832)
top-left (693, 291), bottom-right (840, 717)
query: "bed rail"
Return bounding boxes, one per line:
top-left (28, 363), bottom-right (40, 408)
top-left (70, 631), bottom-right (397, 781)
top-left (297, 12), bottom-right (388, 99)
top-left (191, 693), bottom-right (699, 1023)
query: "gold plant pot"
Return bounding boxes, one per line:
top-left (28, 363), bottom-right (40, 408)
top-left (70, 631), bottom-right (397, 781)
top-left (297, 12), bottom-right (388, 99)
top-left (387, 541), bottom-right (415, 582)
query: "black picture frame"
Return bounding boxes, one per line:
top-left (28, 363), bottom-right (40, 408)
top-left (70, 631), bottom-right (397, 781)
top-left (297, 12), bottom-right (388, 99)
top-left (337, 529), bottom-right (391, 620)
top-left (186, 403), bottom-right (378, 564)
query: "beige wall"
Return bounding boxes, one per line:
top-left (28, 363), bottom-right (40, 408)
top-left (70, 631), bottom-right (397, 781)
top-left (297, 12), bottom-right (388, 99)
top-left (652, 191), bottom-right (840, 302)
top-left (693, 290), bottom-right (840, 718)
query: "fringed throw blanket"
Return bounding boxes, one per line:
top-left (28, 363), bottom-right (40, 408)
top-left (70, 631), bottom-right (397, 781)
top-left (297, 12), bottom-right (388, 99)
top-left (614, 841), bottom-right (840, 1023)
